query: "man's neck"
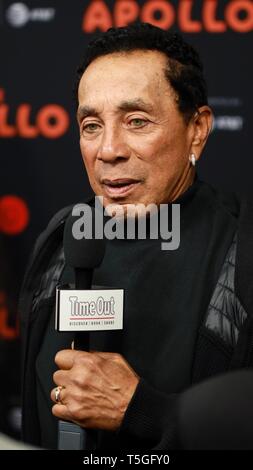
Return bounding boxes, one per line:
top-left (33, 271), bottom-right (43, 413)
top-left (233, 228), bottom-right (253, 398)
top-left (170, 169), bottom-right (196, 203)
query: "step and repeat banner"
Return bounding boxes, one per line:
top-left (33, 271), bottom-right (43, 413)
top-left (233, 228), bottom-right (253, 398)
top-left (0, 0), bottom-right (252, 434)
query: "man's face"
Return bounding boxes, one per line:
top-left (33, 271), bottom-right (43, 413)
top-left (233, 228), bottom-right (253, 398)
top-left (77, 50), bottom-right (195, 208)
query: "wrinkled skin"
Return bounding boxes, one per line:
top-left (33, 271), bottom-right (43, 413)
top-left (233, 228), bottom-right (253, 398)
top-left (51, 350), bottom-right (139, 430)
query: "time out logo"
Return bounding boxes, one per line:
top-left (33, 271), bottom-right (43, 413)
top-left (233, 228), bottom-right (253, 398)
top-left (0, 88), bottom-right (70, 139)
top-left (82, 0), bottom-right (253, 33)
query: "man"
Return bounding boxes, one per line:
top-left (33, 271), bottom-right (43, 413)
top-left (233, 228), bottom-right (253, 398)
top-left (20, 23), bottom-right (253, 449)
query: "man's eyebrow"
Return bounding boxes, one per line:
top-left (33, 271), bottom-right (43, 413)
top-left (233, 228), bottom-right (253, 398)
top-left (118, 99), bottom-right (154, 113)
top-left (77, 99), bottom-right (154, 121)
top-left (77, 106), bottom-right (100, 121)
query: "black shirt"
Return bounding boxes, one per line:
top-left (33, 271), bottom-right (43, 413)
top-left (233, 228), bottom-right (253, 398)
top-left (36, 179), bottom-right (237, 449)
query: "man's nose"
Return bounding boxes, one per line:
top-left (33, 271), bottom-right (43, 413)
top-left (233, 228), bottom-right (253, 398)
top-left (97, 126), bottom-right (130, 162)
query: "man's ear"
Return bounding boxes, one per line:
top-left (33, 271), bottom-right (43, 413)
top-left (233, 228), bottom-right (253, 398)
top-left (190, 106), bottom-right (213, 161)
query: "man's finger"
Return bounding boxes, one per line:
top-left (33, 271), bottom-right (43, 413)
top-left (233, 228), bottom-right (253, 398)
top-left (52, 368), bottom-right (69, 388)
top-left (55, 349), bottom-right (76, 369)
top-left (55, 349), bottom-right (88, 369)
top-left (52, 403), bottom-right (70, 421)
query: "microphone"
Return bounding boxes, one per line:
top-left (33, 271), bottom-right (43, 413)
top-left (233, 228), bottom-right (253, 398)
top-left (63, 206), bottom-right (106, 350)
top-left (63, 206), bottom-right (106, 289)
top-left (55, 204), bottom-right (123, 335)
top-left (55, 203), bottom-right (124, 449)
top-left (57, 205), bottom-right (106, 450)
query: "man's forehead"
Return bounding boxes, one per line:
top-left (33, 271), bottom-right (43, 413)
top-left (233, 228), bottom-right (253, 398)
top-left (78, 57), bottom-right (173, 107)
top-left (80, 50), bottom-right (168, 87)
top-left (77, 51), bottom-right (176, 119)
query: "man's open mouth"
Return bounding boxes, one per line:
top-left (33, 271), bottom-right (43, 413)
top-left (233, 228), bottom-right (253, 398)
top-left (101, 179), bottom-right (140, 198)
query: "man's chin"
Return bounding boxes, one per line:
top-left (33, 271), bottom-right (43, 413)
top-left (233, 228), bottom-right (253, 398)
top-left (104, 201), bottom-right (133, 220)
top-left (102, 199), bottom-right (157, 220)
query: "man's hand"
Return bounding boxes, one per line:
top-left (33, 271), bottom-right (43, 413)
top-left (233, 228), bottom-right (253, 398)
top-left (50, 350), bottom-right (139, 431)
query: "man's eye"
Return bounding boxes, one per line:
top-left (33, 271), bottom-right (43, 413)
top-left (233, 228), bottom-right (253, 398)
top-left (82, 123), bottom-right (100, 133)
top-left (129, 118), bottom-right (147, 127)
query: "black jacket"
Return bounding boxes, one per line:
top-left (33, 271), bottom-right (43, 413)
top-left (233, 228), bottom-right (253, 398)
top-left (19, 186), bottom-right (253, 449)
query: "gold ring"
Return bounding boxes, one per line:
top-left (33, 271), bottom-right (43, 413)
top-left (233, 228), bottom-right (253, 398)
top-left (54, 386), bottom-right (64, 403)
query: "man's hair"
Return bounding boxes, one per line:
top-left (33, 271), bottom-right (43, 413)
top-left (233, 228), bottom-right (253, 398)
top-left (75, 22), bottom-right (208, 121)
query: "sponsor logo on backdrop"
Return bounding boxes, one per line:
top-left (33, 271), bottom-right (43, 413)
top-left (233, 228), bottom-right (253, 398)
top-left (0, 89), bottom-right (69, 139)
top-left (0, 195), bottom-right (30, 235)
top-left (213, 116), bottom-right (244, 132)
top-left (82, 0), bottom-right (253, 34)
top-left (209, 96), bottom-right (244, 132)
top-left (0, 291), bottom-right (19, 340)
top-left (5, 2), bottom-right (55, 28)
